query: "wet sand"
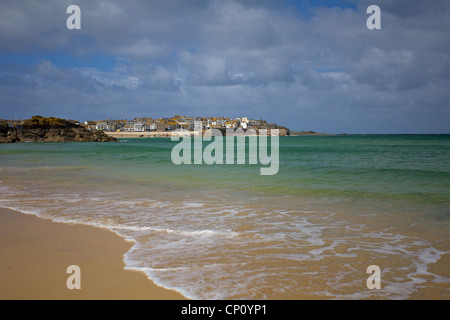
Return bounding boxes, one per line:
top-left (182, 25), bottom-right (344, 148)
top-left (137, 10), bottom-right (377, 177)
top-left (0, 207), bottom-right (187, 300)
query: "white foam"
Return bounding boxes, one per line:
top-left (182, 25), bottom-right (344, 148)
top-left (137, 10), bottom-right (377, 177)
top-left (183, 202), bottom-right (205, 208)
top-left (67, 220), bottom-right (241, 240)
top-left (1, 179), bottom-right (449, 300)
top-left (123, 265), bottom-right (199, 300)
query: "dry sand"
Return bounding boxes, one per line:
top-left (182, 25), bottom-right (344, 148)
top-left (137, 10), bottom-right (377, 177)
top-left (0, 207), bottom-right (187, 300)
top-left (105, 131), bottom-right (180, 138)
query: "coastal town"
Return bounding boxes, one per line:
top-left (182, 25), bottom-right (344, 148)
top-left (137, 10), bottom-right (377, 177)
top-left (2, 115), bottom-right (341, 140)
top-left (83, 115), bottom-right (290, 136)
top-left (1, 115), bottom-right (344, 141)
top-left (1, 115), bottom-right (290, 141)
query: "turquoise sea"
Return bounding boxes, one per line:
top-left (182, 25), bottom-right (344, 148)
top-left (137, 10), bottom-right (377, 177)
top-left (0, 134), bottom-right (449, 299)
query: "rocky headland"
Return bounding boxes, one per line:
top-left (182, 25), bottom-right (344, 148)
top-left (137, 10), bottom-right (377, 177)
top-left (0, 116), bottom-right (117, 143)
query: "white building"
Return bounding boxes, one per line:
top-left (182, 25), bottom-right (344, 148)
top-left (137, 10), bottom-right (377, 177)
top-left (96, 121), bottom-right (109, 131)
top-left (124, 121), bottom-right (135, 132)
top-left (134, 122), bottom-right (145, 132)
top-left (193, 121), bottom-right (202, 132)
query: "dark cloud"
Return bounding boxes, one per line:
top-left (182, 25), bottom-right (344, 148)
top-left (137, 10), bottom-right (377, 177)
top-left (0, 0), bottom-right (449, 133)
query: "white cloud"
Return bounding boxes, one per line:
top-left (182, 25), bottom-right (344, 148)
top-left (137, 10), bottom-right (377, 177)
top-left (0, 0), bottom-right (449, 133)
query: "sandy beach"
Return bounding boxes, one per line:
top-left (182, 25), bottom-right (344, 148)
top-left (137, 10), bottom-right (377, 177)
top-left (0, 207), bottom-right (187, 300)
top-left (105, 131), bottom-right (186, 138)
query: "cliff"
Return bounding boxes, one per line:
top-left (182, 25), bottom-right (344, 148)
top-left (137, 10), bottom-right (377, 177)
top-left (0, 116), bottom-right (117, 143)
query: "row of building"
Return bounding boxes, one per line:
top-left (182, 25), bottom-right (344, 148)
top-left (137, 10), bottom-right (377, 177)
top-left (86, 116), bottom-right (287, 134)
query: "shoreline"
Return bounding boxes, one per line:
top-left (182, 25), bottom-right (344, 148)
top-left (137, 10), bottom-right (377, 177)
top-left (0, 207), bottom-right (188, 300)
top-left (106, 131), bottom-right (176, 138)
top-left (104, 130), bottom-right (290, 138)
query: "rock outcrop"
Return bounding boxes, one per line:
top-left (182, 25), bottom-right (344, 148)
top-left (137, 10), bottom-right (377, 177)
top-left (0, 116), bottom-right (117, 143)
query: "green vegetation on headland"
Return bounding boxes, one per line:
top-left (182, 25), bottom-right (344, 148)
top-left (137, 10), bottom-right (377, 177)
top-left (22, 116), bottom-right (78, 130)
top-left (0, 116), bottom-right (117, 143)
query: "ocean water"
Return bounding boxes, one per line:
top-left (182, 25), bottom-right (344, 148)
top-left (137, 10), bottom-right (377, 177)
top-left (0, 134), bottom-right (449, 299)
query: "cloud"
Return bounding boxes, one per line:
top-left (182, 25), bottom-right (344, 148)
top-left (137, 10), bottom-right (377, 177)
top-left (0, 0), bottom-right (449, 133)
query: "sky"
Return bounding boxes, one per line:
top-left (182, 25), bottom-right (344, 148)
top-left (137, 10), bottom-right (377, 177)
top-left (0, 0), bottom-right (449, 133)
